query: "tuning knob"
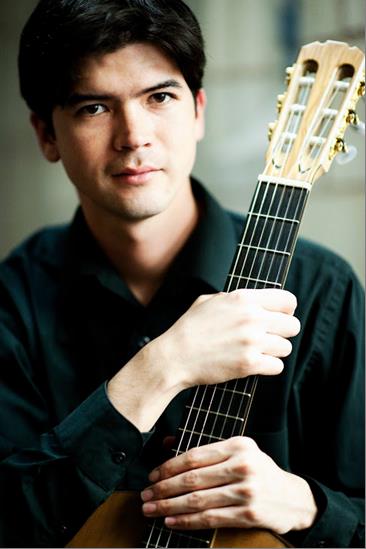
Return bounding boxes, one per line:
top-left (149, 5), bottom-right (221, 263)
top-left (357, 80), bottom-right (365, 97)
top-left (277, 94), bottom-right (285, 113)
top-left (347, 109), bottom-right (365, 136)
top-left (285, 66), bottom-right (294, 86)
top-left (268, 122), bottom-right (277, 141)
top-left (334, 137), bottom-right (347, 154)
top-left (336, 144), bottom-right (358, 165)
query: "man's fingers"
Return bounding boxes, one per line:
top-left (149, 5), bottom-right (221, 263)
top-left (230, 288), bottom-right (298, 314)
top-left (266, 311), bottom-right (301, 338)
top-left (148, 441), bottom-right (229, 482)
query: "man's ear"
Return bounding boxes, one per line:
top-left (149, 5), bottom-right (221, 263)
top-left (194, 88), bottom-right (207, 142)
top-left (30, 113), bottom-right (60, 163)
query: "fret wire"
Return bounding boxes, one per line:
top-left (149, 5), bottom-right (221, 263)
top-left (249, 212), bottom-right (300, 224)
top-left (175, 384), bottom-right (205, 455)
top-left (241, 216), bottom-right (298, 253)
top-left (191, 385), bottom-right (233, 445)
top-left (234, 180), bottom-right (280, 291)
top-left (226, 180), bottom-right (271, 293)
top-left (187, 405), bottom-right (245, 422)
top-left (195, 384), bottom-right (250, 439)
top-left (178, 428), bottom-right (225, 441)
top-left (258, 186), bottom-right (308, 289)
top-left (237, 243), bottom-right (291, 256)
top-left (228, 275), bottom-right (282, 287)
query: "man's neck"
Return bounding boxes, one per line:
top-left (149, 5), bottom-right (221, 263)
top-left (80, 183), bottom-right (200, 305)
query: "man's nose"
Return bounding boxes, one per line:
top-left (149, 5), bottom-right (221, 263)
top-left (112, 105), bottom-right (152, 151)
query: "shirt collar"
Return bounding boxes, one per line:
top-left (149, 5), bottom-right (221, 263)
top-left (170, 179), bottom-right (238, 291)
top-left (45, 179), bottom-right (239, 297)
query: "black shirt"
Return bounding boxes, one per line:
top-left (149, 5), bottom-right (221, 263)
top-left (0, 182), bottom-right (364, 547)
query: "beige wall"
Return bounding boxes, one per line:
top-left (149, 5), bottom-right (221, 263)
top-left (1, 0), bottom-right (364, 282)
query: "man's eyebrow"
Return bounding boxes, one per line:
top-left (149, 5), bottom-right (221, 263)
top-left (138, 79), bottom-right (183, 95)
top-left (65, 93), bottom-right (113, 106)
top-left (65, 79), bottom-right (183, 106)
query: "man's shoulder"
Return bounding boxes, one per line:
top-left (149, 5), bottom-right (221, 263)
top-left (0, 223), bottom-right (70, 281)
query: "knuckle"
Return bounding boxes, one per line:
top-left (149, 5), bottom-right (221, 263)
top-left (159, 499), bottom-right (171, 514)
top-left (230, 436), bottom-right (247, 452)
top-left (231, 289), bottom-right (248, 305)
top-left (153, 481), bottom-right (167, 498)
top-left (185, 448), bottom-right (200, 469)
top-left (159, 464), bottom-right (171, 480)
top-left (201, 511), bottom-right (216, 529)
top-left (232, 461), bottom-right (248, 478)
top-left (243, 506), bottom-right (259, 525)
top-left (187, 491), bottom-right (202, 510)
top-left (236, 482), bottom-right (254, 500)
top-left (183, 470), bottom-right (199, 488)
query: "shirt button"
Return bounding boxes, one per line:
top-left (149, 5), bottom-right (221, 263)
top-left (112, 451), bottom-right (127, 464)
top-left (59, 524), bottom-right (69, 536)
top-left (137, 335), bottom-right (151, 348)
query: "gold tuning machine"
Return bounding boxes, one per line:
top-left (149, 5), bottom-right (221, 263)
top-left (268, 122), bottom-right (277, 141)
top-left (346, 109), bottom-right (359, 125)
top-left (330, 137), bottom-right (348, 159)
top-left (277, 94), bottom-right (285, 113)
top-left (285, 66), bottom-right (295, 86)
top-left (357, 80), bottom-right (365, 96)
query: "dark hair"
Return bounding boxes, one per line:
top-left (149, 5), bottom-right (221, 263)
top-left (18, 0), bottom-right (206, 125)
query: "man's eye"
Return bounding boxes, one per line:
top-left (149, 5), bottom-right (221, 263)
top-left (150, 92), bottom-right (173, 104)
top-left (79, 104), bottom-right (107, 116)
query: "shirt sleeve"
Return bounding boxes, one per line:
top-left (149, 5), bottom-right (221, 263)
top-left (286, 256), bottom-right (365, 548)
top-left (0, 291), bottom-right (145, 546)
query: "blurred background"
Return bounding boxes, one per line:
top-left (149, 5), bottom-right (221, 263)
top-left (0, 0), bottom-right (364, 282)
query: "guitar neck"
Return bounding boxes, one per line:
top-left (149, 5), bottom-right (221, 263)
top-left (177, 175), bottom-right (310, 448)
top-left (143, 176), bottom-right (310, 548)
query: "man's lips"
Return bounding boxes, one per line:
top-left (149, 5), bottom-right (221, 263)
top-left (111, 167), bottom-right (161, 184)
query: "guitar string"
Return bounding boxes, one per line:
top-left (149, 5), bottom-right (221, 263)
top-left (226, 72), bottom-right (343, 440)
top-left (216, 75), bottom-right (314, 438)
top-left (206, 66), bottom-right (337, 442)
top-left (167, 64), bottom-right (348, 465)
top-left (168, 71), bottom-right (314, 457)
top-left (150, 75), bottom-right (314, 549)
top-left (144, 68), bottom-right (345, 549)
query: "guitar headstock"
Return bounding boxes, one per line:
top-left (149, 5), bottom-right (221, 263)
top-left (265, 40), bottom-right (365, 185)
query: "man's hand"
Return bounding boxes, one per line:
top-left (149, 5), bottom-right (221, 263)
top-left (108, 289), bottom-right (300, 432)
top-left (141, 437), bottom-right (317, 534)
top-left (158, 288), bottom-right (300, 390)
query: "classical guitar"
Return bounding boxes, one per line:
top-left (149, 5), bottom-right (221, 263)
top-left (67, 40), bottom-right (365, 548)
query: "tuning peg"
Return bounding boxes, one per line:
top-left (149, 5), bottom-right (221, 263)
top-left (335, 144), bottom-right (358, 165)
top-left (357, 80), bottom-right (365, 97)
top-left (285, 66), bottom-right (295, 86)
top-left (277, 94), bottom-right (285, 113)
top-left (346, 110), bottom-right (365, 136)
top-left (268, 122), bottom-right (277, 141)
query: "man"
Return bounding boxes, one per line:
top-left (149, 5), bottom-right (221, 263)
top-left (0, 0), bottom-right (364, 547)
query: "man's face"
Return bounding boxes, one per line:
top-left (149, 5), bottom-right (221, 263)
top-left (34, 42), bottom-right (206, 222)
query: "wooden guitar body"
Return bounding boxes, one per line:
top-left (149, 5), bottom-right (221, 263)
top-left (67, 491), bottom-right (292, 548)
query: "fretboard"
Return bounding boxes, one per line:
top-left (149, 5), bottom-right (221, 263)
top-left (143, 177), bottom-right (310, 548)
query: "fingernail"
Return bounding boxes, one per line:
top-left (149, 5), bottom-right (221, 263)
top-left (149, 468), bottom-right (160, 482)
top-left (165, 517), bottom-right (177, 527)
top-left (143, 502), bottom-right (157, 515)
top-left (141, 489), bottom-right (153, 502)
